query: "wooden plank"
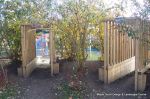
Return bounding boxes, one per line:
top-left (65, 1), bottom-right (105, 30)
top-left (22, 25), bottom-right (26, 76)
top-left (29, 29), bottom-right (36, 62)
top-left (109, 21), bottom-right (112, 65)
top-left (106, 21), bottom-right (110, 66)
top-left (104, 21), bottom-right (109, 83)
top-left (122, 31), bottom-right (124, 60)
top-left (135, 39), bottom-right (140, 91)
top-left (111, 21), bottom-right (114, 64)
top-left (21, 26), bottom-right (25, 67)
top-left (129, 37), bottom-right (130, 58)
top-left (116, 24), bottom-right (118, 62)
top-left (120, 26), bottom-right (122, 62)
top-left (27, 30), bottom-right (30, 63)
top-left (113, 21), bottom-right (116, 64)
top-left (132, 39), bottom-right (134, 57)
top-left (104, 21), bottom-right (108, 67)
top-left (26, 26), bottom-right (31, 64)
top-left (50, 29), bottom-right (54, 76)
top-left (24, 25), bottom-right (27, 66)
top-left (26, 25), bottom-right (33, 65)
top-left (129, 38), bottom-right (131, 58)
top-left (53, 32), bottom-right (56, 63)
top-left (126, 27), bottom-right (129, 59)
top-left (126, 33), bottom-right (128, 59)
top-left (148, 23), bottom-right (150, 59)
top-left (141, 20), bottom-right (145, 70)
top-left (123, 32), bottom-right (125, 60)
top-left (129, 35), bottom-right (131, 58)
top-left (129, 34), bottom-right (131, 58)
top-left (122, 27), bottom-right (124, 60)
top-left (131, 38), bottom-right (133, 57)
top-left (120, 27), bottom-right (123, 61)
top-left (118, 25), bottom-right (121, 62)
top-left (25, 25), bottom-right (28, 66)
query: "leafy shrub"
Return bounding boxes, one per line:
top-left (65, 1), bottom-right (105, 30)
top-left (0, 85), bottom-right (17, 99)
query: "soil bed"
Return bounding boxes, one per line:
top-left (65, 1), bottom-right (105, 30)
top-left (5, 61), bottom-right (150, 99)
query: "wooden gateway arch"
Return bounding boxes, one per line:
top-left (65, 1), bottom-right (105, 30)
top-left (18, 24), bottom-right (59, 77)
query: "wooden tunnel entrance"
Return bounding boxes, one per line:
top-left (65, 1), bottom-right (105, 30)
top-left (18, 24), bottom-right (59, 77)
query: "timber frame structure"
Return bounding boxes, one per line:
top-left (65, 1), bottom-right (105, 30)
top-left (99, 18), bottom-right (150, 92)
top-left (17, 18), bottom-right (150, 92)
top-left (18, 24), bottom-right (59, 77)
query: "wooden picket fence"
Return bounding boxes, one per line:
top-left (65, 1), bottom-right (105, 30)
top-left (104, 19), bottom-right (135, 66)
top-left (99, 19), bottom-right (136, 84)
